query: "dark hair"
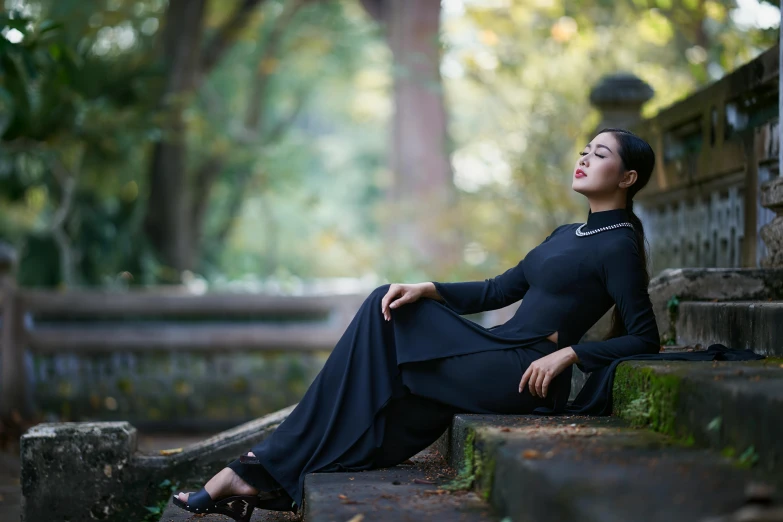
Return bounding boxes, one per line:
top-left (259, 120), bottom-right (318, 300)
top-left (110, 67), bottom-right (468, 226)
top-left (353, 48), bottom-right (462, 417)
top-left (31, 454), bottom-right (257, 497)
top-left (593, 127), bottom-right (656, 342)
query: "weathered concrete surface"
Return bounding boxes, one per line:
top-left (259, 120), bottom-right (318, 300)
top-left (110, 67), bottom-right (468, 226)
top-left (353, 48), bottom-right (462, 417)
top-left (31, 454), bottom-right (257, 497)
top-left (647, 268), bottom-right (783, 344)
top-left (20, 405), bottom-right (294, 522)
top-left (20, 422), bottom-right (137, 522)
top-left (443, 414), bottom-right (783, 522)
top-left (760, 177), bottom-right (783, 267)
top-left (676, 301), bottom-right (783, 356)
top-left (303, 446), bottom-right (497, 522)
top-left (612, 360), bottom-right (783, 476)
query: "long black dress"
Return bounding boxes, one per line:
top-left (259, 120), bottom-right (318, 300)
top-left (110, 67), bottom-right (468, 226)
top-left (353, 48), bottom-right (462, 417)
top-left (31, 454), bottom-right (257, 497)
top-left (228, 207), bottom-right (661, 508)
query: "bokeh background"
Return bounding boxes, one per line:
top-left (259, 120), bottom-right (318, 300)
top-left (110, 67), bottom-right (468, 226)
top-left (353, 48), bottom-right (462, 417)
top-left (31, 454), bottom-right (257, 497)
top-left (1, 0), bottom-right (778, 290)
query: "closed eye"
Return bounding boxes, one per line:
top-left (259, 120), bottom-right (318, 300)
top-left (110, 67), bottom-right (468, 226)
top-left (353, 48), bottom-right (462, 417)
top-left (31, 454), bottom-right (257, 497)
top-left (580, 151), bottom-right (605, 159)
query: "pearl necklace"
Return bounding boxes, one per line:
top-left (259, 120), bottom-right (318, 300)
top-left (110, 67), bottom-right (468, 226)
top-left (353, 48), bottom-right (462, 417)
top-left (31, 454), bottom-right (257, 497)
top-left (575, 222), bottom-right (634, 236)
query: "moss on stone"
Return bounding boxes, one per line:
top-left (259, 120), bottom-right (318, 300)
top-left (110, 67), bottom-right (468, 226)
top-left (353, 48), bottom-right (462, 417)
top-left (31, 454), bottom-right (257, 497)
top-left (613, 363), bottom-right (682, 437)
top-left (473, 442), bottom-right (496, 500)
top-left (750, 356), bottom-right (783, 367)
top-left (441, 429), bottom-right (476, 492)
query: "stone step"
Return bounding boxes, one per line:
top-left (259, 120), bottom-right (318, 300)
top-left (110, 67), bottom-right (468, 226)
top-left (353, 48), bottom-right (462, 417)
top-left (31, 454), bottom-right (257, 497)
top-left (434, 414), bottom-right (783, 522)
top-left (302, 446), bottom-right (498, 522)
top-left (569, 344), bottom-right (708, 402)
top-left (676, 300), bottom-right (783, 357)
top-left (156, 446), bottom-right (498, 521)
top-left (611, 359), bottom-right (783, 475)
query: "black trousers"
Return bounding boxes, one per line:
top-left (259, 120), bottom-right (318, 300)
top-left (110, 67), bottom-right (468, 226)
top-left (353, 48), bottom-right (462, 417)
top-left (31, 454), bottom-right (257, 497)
top-left (226, 285), bottom-right (570, 508)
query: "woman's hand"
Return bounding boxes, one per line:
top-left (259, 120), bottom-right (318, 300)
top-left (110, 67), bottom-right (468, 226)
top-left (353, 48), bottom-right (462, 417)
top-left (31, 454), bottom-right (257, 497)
top-left (518, 347), bottom-right (577, 398)
top-left (380, 283), bottom-right (427, 321)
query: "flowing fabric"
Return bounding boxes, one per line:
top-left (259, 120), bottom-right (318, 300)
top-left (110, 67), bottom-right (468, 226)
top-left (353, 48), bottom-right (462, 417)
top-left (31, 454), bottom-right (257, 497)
top-left (236, 286), bottom-right (570, 507)
top-left (230, 208), bottom-right (711, 507)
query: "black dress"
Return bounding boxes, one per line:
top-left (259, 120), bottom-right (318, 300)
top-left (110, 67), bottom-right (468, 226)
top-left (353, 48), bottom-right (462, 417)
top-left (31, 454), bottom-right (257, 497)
top-left (228, 207), bottom-right (661, 508)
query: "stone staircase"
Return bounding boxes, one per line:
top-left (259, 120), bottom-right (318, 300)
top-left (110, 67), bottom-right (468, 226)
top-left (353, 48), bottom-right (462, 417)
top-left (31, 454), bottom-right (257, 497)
top-left (19, 268), bottom-right (783, 521)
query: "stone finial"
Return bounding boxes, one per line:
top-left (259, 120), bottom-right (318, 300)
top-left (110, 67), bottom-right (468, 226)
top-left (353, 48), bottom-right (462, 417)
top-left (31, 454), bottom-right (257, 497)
top-left (589, 73), bottom-right (655, 133)
top-left (760, 177), bottom-right (783, 267)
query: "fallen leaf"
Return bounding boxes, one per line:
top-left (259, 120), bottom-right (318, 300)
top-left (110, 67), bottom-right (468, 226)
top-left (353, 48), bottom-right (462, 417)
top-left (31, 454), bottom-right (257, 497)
top-left (158, 448), bottom-right (183, 456)
top-left (413, 478), bottom-right (435, 484)
top-left (346, 515), bottom-right (365, 522)
top-left (522, 449), bottom-right (541, 459)
top-left (338, 494), bottom-right (348, 500)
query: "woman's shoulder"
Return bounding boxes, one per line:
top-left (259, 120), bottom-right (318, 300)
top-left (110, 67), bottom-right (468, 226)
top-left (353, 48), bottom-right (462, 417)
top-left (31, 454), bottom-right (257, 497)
top-left (597, 228), bottom-right (643, 263)
top-left (551, 222), bottom-right (580, 236)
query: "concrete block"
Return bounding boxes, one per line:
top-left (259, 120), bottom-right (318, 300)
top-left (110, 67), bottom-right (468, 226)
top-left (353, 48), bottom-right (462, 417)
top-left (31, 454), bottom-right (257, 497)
top-left (21, 422), bottom-right (137, 522)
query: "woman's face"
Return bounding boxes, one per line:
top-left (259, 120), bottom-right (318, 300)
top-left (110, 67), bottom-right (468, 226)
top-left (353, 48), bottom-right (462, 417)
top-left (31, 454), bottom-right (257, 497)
top-left (572, 132), bottom-right (636, 198)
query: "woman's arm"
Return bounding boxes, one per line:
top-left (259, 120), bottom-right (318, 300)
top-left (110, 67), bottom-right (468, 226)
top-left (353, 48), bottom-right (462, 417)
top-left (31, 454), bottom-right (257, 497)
top-left (569, 235), bottom-right (661, 373)
top-left (430, 225), bottom-right (565, 315)
top-left (419, 282), bottom-right (444, 302)
top-left (430, 261), bottom-right (528, 315)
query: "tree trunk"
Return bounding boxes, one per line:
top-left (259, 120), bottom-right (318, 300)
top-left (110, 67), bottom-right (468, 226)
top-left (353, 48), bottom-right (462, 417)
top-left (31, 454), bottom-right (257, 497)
top-left (361, 0), bottom-right (459, 272)
top-left (144, 0), bottom-right (207, 277)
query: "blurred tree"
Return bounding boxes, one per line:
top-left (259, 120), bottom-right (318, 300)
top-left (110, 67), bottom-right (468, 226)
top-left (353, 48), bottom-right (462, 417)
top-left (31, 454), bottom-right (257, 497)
top-left (0, 5), bottom-right (159, 286)
top-left (358, 0), bottom-right (461, 274)
top-left (1, 0), bottom-right (777, 288)
top-left (145, 0), bottom-right (283, 279)
top-left (434, 0), bottom-right (778, 282)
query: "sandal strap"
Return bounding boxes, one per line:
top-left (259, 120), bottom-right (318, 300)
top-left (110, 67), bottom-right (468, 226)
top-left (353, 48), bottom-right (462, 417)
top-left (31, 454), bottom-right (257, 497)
top-left (185, 487), bottom-right (214, 509)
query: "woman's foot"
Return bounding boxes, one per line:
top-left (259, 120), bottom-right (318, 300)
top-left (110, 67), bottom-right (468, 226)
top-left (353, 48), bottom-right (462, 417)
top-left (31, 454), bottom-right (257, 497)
top-left (176, 466), bottom-right (258, 504)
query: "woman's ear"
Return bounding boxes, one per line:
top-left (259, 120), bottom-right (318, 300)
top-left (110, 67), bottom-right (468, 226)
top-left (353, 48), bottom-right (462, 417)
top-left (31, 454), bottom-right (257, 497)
top-left (620, 169), bottom-right (638, 190)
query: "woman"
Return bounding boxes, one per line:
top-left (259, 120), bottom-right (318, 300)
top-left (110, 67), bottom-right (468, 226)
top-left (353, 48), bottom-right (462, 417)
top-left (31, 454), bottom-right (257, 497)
top-left (172, 128), bottom-right (661, 521)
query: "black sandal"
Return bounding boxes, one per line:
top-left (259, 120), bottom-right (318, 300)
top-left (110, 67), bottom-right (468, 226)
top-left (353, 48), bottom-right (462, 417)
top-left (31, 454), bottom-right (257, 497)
top-left (173, 487), bottom-right (298, 518)
top-left (172, 487), bottom-right (270, 521)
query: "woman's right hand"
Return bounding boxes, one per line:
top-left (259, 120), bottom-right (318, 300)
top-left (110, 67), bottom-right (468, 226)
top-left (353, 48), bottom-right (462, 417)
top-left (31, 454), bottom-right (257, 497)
top-left (380, 283), bottom-right (427, 321)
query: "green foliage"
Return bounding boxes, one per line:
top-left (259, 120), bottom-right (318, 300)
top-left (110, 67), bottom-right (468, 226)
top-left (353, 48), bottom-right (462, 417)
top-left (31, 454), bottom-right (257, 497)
top-left (438, 0), bottom-right (778, 282)
top-left (0, 2), bottom-right (161, 286)
top-left (142, 478), bottom-right (181, 522)
top-left (721, 444), bottom-right (760, 469)
top-left (706, 415), bottom-right (722, 432)
top-left (613, 364), bottom-right (682, 435)
top-left (0, 0), bottom-right (777, 286)
top-left (738, 445), bottom-right (760, 468)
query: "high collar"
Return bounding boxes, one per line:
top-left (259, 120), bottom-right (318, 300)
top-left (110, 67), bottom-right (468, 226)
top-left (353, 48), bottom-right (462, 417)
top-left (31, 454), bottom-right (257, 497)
top-left (584, 207), bottom-right (631, 231)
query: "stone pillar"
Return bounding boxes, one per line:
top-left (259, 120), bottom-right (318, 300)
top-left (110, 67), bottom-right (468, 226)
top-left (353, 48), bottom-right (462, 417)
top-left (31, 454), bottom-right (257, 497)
top-left (760, 178), bottom-right (783, 267)
top-left (589, 73), bottom-right (654, 134)
top-left (760, 30), bottom-right (783, 267)
top-left (0, 241), bottom-right (27, 420)
top-left (21, 422), bottom-right (138, 522)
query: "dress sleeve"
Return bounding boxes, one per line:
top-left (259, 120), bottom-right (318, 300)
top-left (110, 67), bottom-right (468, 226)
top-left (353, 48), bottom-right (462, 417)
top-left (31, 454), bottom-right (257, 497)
top-left (431, 225), bottom-right (564, 315)
top-left (570, 235), bottom-right (661, 373)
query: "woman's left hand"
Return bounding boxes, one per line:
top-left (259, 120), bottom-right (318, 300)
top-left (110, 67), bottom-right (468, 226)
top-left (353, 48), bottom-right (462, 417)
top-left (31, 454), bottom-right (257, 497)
top-left (518, 347), bottom-right (577, 398)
